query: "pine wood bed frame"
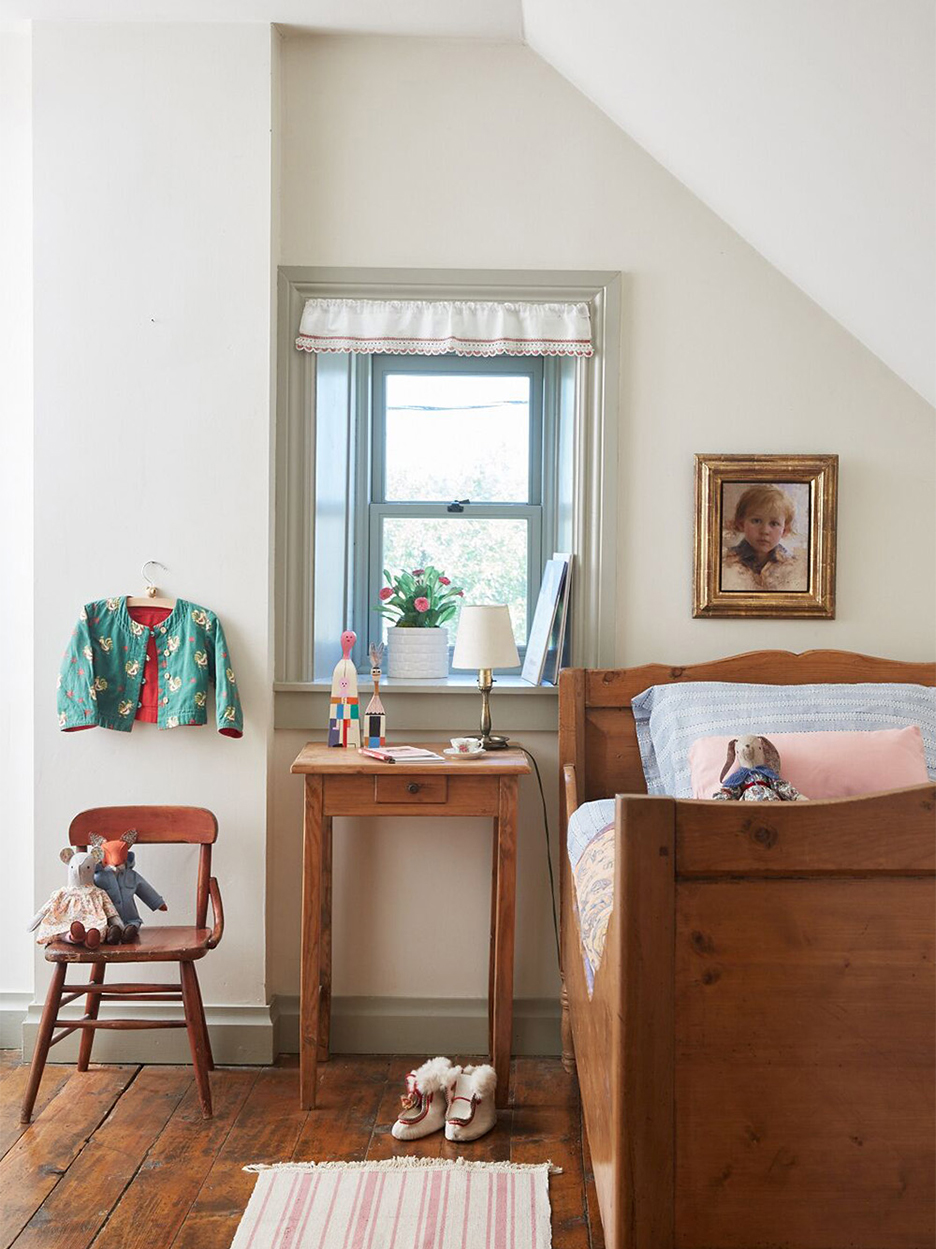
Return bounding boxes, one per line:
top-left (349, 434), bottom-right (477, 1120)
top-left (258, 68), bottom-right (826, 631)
top-left (558, 650), bottom-right (935, 1249)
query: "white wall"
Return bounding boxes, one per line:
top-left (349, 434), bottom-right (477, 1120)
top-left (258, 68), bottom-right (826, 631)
top-left (273, 32), bottom-right (934, 1008)
top-left (523, 0), bottom-right (936, 407)
top-left (27, 21), bottom-right (274, 1052)
top-left (0, 23), bottom-right (35, 1022)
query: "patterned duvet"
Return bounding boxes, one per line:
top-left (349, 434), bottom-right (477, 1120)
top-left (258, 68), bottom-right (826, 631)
top-left (567, 799), bottom-right (616, 994)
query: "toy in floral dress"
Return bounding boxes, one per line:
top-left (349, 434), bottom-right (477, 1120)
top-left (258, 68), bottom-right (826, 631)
top-left (29, 844), bottom-right (126, 949)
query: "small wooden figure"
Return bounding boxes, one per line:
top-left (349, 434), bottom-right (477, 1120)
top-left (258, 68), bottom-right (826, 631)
top-left (328, 630), bottom-right (361, 748)
top-left (364, 642), bottom-right (387, 747)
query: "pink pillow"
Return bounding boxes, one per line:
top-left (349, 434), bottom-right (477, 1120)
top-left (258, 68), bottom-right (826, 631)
top-left (689, 727), bottom-right (929, 800)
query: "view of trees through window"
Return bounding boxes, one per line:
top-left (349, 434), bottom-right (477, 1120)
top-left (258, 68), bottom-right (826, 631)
top-left (379, 371), bottom-right (534, 651)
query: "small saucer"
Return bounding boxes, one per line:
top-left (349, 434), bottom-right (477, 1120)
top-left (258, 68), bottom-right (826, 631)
top-left (443, 747), bottom-right (484, 759)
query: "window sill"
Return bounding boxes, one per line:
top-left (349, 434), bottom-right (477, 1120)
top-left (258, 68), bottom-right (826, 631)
top-left (273, 674), bottom-right (558, 733)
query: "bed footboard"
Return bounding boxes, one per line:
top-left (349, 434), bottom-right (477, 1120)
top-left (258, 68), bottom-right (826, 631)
top-left (564, 785), bottom-right (936, 1249)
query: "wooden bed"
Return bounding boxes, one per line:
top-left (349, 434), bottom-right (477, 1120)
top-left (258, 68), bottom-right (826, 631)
top-left (558, 650), bottom-right (935, 1249)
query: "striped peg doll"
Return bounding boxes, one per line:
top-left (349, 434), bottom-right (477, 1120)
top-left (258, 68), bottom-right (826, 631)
top-left (327, 630), bottom-right (361, 748)
top-left (364, 642), bottom-right (387, 747)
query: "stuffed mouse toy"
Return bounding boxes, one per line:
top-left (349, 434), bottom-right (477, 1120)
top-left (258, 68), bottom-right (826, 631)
top-left (29, 844), bottom-right (126, 948)
top-left (713, 734), bottom-right (806, 802)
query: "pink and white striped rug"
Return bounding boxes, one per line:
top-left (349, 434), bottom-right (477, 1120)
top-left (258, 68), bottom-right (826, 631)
top-left (231, 1158), bottom-right (555, 1249)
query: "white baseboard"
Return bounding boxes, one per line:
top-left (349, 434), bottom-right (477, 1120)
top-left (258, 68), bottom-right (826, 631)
top-left (8, 994), bottom-right (560, 1064)
top-left (1, 994), bottom-right (31, 1048)
top-left (272, 995), bottom-right (561, 1057)
top-left (19, 1000), bottom-right (276, 1065)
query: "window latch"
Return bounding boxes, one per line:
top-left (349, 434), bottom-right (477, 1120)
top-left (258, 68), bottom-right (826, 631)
top-left (447, 499), bottom-right (470, 513)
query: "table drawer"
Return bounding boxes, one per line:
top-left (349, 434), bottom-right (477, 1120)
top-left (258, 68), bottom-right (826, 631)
top-left (375, 775), bottom-right (448, 804)
top-left (322, 774), bottom-right (500, 816)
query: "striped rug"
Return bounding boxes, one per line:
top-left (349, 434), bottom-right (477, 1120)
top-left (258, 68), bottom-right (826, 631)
top-left (231, 1158), bottom-right (555, 1249)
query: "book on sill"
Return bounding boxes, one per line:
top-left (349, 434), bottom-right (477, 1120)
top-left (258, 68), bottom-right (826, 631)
top-left (358, 746), bottom-right (444, 763)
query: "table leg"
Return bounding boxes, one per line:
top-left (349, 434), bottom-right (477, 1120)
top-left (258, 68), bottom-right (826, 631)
top-left (488, 819), bottom-right (499, 1058)
top-left (300, 774), bottom-right (324, 1109)
top-left (490, 776), bottom-right (518, 1109)
top-left (317, 816), bottom-right (333, 1063)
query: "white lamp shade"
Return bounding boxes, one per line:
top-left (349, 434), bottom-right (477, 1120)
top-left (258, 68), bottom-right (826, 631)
top-left (452, 604), bottom-right (520, 670)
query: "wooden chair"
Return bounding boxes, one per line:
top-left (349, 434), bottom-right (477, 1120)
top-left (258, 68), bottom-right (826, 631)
top-left (21, 806), bottom-right (224, 1124)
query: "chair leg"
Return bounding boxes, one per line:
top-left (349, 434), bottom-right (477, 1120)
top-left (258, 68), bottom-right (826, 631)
top-left (188, 963), bottom-right (214, 1071)
top-left (180, 961), bottom-right (212, 1118)
top-left (21, 962), bottom-right (66, 1124)
top-left (77, 963), bottom-right (105, 1071)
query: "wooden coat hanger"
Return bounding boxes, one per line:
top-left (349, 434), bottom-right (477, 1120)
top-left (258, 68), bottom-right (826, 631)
top-left (126, 560), bottom-right (176, 610)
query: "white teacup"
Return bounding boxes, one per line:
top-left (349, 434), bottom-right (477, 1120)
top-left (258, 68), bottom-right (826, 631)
top-left (451, 736), bottom-right (484, 754)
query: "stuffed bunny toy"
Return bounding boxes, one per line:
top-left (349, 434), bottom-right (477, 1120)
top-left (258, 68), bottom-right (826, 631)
top-left (713, 734), bottom-right (806, 802)
top-left (91, 829), bottom-right (167, 941)
top-left (29, 844), bottom-right (126, 949)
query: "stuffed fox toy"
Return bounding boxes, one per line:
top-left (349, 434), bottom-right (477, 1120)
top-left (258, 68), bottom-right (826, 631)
top-left (91, 829), bottom-right (167, 940)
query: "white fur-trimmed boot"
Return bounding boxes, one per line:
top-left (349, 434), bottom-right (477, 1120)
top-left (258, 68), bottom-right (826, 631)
top-left (390, 1057), bottom-right (454, 1141)
top-left (444, 1064), bottom-right (497, 1142)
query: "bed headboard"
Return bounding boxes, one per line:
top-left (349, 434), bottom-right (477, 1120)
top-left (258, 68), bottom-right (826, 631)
top-left (558, 649), bottom-right (936, 809)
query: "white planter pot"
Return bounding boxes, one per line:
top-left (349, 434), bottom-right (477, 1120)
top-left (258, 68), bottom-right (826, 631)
top-left (386, 626), bottom-right (449, 679)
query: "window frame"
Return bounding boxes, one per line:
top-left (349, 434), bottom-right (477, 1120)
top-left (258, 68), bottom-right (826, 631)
top-left (357, 353), bottom-right (554, 668)
top-left (274, 267), bottom-right (621, 693)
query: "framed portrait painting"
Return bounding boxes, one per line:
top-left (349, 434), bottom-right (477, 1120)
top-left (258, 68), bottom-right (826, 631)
top-left (693, 454), bottom-right (838, 618)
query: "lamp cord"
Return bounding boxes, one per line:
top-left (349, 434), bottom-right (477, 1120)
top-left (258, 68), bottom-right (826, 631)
top-left (516, 745), bottom-right (561, 972)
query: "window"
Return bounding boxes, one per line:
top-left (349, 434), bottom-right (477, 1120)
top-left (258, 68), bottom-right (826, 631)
top-left (355, 354), bottom-right (558, 668)
top-left (275, 269), bottom-right (621, 689)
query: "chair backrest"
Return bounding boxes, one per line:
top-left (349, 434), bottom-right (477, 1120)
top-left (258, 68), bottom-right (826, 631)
top-left (69, 806), bottom-right (218, 930)
top-left (69, 806), bottom-right (217, 846)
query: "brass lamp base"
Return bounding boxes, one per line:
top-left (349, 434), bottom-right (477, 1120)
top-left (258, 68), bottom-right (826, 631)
top-left (479, 733), bottom-right (510, 751)
top-left (474, 668), bottom-right (510, 750)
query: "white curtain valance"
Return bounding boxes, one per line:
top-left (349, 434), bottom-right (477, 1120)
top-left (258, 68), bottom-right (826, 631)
top-left (295, 298), bottom-right (593, 358)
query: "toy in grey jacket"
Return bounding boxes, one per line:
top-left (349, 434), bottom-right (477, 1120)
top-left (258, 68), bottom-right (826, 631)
top-left (91, 829), bottom-right (167, 940)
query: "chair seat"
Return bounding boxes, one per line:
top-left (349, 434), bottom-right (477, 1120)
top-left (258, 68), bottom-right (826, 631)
top-left (44, 926), bottom-right (212, 963)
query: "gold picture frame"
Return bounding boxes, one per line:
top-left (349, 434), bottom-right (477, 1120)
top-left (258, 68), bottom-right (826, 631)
top-left (694, 453), bottom-right (838, 618)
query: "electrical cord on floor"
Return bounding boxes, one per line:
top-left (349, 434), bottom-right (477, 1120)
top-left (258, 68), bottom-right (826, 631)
top-left (515, 745), bottom-right (561, 972)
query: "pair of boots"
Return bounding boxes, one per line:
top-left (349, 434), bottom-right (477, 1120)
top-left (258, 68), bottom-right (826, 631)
top-left (65, 920), bottom-right (140, 949)
top-left (391, 1057), bottom-right (497, 1143)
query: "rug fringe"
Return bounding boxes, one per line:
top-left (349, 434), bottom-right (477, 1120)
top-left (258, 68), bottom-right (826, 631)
top-left (244, 1158), bottom-right (561, 1175)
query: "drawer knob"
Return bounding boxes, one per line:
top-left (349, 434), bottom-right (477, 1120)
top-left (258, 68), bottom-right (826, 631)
top-left (407, 782), bottom-right (421, 794)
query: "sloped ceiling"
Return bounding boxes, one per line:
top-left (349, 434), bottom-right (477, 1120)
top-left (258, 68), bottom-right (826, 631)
top-left (522, 0), bottom-right (935, 405)
top-left (5, 0), bottom-right (932, 401)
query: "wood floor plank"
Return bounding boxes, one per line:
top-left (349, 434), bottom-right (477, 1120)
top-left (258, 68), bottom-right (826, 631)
top-left (511, 1060), bottom-right (589, 1249)
top-left (0, 1066), bottom-right (138, 1249)
top-left (12, 1067), bottom-right (191, 1249)
top-left (170, 1067), bottom-right (310, 1249)
top-left (89, 1067), bottom-right (257, 1249)
top-left (291, 1055), bottom-right (388, 1162)
top-left (581, 1120), bottom-right (605, 1249)
top-left (0, 1065), bottom-right (73, 1162)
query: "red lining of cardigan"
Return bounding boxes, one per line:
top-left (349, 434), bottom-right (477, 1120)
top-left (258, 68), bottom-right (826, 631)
top-left (127, 605), bottom-right (172, 723)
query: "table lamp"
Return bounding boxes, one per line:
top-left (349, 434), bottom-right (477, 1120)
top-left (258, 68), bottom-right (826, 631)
top-left (451, 604), bottom-right (520, 750)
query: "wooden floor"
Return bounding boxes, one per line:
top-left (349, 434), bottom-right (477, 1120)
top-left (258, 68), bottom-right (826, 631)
top-left (0, 1051), bottom-right (604, 1248)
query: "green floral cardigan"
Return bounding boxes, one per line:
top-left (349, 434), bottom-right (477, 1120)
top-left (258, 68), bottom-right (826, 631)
top-left (58, 597), bottom-right (243, 736)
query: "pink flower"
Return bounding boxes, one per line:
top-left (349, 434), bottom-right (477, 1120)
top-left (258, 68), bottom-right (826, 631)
top-left (379, 587), bottom-right (393, 601)
top-left (414, 597), bottom-right (430, 612)
top-left (457, 590), bottom-right (464, 597)
top-left (439, 576), bottom-right (451, 586)
top-left (412, 568), bottom-right (425, 577)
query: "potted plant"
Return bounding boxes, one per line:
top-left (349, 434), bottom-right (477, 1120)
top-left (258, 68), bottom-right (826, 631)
top-left (377, 566), bottom-right (464, 679)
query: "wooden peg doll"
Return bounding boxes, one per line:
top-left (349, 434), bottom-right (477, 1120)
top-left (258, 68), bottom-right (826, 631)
top-left (364, 642), bottom-right (387, 747)
top-left (328, 630), bottom-right (361, 748)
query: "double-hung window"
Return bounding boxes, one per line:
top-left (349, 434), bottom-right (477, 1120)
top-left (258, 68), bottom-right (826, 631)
top-left (275, 273), bottom-right (620, 688)
top-left (359, 354), bottom-right (555, 667)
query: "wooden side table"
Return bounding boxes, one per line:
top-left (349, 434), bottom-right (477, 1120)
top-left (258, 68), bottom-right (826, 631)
top-left (290, 743), bottom-right (531, 1110)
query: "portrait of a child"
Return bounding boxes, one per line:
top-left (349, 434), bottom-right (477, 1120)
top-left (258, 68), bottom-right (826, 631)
top-left (720, 482), bottom-right (810, 592)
